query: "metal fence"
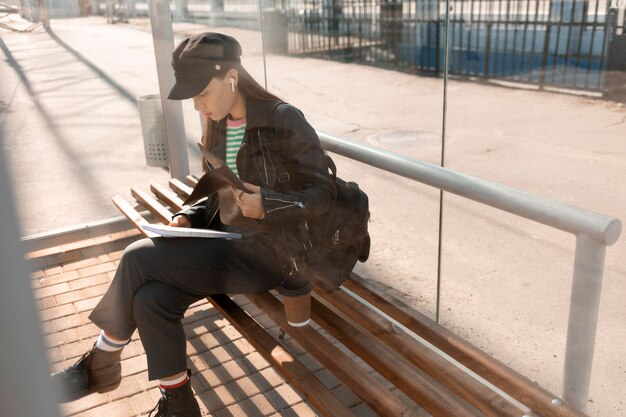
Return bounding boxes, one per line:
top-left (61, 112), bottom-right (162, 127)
top-left (281, 0), bottom-right (626, 93)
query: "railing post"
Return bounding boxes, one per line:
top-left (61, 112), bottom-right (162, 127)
top-left (562, 233), bottom-right (607, 410)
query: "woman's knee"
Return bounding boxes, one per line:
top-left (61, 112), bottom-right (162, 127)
top-left (123, 237), bottom-right (155, 256)
top-left (133, 282), bottom-right (193, 322)
top-left (133, 282), bottom-right (169, 316)
top-left (120, 238), bottom-right (155, 266)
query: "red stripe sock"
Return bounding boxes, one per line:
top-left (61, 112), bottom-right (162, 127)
top-left (159, 373), bottom-right (189, 392)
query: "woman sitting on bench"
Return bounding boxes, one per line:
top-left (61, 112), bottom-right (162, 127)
top-left (51, 32), bottom-right (336, 417)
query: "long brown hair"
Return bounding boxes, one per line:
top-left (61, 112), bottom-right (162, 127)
top-left (200, 64), bottom-right (283, 172)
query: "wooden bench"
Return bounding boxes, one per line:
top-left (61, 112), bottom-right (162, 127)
top-left (113, 176), bottom-right (589, 417)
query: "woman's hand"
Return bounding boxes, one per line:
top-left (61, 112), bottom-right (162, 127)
top-left (168, 216), bottom-right (191, 227)
top-left (233, 182), bottom-right (265, 219)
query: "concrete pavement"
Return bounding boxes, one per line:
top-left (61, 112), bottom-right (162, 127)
top-left (1, 15), bottom-right (625, 416)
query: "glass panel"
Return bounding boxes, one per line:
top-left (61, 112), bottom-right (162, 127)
top-left (441, 0), bottom-right (625, 414)
top-left (1, 3), bottom-right (177, 235)
top-left (260, 0), bottom-right (447, 318)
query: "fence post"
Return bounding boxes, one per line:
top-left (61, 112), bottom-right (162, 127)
top-left (540, 24), bottom-right (551, 88)
top-left (562, 234), bottom-right (607, 410)
top-left (484, 22), bottom-right (492, 78)
top-left (127, 0), bottom-right (135, 18)
top-left (173, 0), bottom-right (186, 22)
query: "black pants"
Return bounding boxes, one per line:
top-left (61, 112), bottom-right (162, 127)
top-left (88, 234), bottom-right (284, 380)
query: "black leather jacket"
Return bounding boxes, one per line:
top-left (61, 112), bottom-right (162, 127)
top-left (175, 96), bottom-right (337, 273)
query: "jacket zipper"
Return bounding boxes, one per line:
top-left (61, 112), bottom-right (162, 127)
top-left (208, 203), bottom-right (219, 225)
top-left (264, 196), bottom-right (305, 213)
top-left (257, 130), bottom-right (270, 186)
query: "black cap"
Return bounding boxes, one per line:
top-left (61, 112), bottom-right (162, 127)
top-left (168, 32), bottom-right (242, 100)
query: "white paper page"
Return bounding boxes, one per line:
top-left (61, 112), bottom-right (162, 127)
top-left (141, 224), bottom-right (241, 239)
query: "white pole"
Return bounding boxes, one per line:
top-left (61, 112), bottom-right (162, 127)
top-left (562, 234), bottom-right (607, 410)
top-left (146, 0), bottom-right (190, 180)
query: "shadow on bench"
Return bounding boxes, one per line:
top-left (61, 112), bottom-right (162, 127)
top-left (112, 176), bottom-right (588, 417)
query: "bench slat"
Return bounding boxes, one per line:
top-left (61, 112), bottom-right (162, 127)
top-left (207, 294), bottom-right (357, 417)
top-left (111, 195), bottom-right (158, 238)
top-left (151, 183), bottom-right (185, 212)
top-left (246, 292), bottom-right (421, 417)
top-left (312, 278), bottom-right (536, 417)
top-left (187, 175), bottom-right (199, 186)
top-left (310, 296), bottom-right (484, 417)
top-left (131, 187), bottom-right (174, 225)
top-left (186, 174), bottom-right (199, 187)
top-left (342, 276), bottom-right (586, 417)
top-left (169, 178), bottom-right (193, 198)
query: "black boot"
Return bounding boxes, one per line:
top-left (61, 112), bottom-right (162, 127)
top-left (149, 369), bottom-right (201, 417)
top-left (50, 342), bottom-right (122, 402)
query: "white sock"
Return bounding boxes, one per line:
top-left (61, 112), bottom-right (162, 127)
top-left (95, 330), bottom-right (130, 352)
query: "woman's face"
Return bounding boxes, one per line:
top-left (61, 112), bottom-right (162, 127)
top-left (192, 72), bottom-right (236, 122)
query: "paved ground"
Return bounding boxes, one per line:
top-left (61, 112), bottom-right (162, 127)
top-left (28, 231), bottom-right (383, 417)
top-left (2, 14), bottom-right (625, 417)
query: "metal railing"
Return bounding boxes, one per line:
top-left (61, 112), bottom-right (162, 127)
top-left (316, 131), bottom-right (621, 411)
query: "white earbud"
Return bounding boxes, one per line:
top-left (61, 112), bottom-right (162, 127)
top-left (229, 78), bottom-right (235, 93)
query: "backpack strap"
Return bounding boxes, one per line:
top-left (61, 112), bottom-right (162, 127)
top-left (267, 100), bottom-right (337, 191)
top-left (267, 101), bottom-right (297, 191)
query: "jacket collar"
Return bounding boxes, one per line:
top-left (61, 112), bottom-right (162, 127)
top-left (216, 95), bottom-right (279, 131)
top-left (247, 95), bottom-right (277, 129)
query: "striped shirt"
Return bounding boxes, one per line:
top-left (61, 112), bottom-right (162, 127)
top-left (225, 116), bottom-right (246, 177)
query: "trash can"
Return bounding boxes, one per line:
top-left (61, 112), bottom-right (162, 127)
top-left (262, 8), bottom-right (288, 54)
top-left (137, 94), bottom-right (169, 168)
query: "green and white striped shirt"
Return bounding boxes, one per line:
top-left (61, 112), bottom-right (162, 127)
top-left (225, 116), bottom-right (246, 177)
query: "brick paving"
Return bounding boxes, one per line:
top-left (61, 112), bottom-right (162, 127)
top-left (27, 230), bottom-right (375, 417)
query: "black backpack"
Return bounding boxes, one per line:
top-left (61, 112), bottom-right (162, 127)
top-left (268, 101), bottom-right (371, 287)
top-left (304, 155), bottom-right (371, 287)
